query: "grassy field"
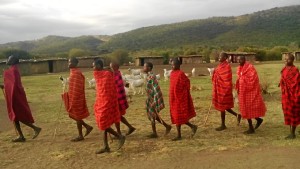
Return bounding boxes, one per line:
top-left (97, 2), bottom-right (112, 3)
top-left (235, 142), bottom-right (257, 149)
top-left (0, 62), bottom-right (300, 169)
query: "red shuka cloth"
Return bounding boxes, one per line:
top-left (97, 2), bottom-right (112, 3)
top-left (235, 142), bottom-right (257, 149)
top-left (3, 65), bottom-right (34, 123)
top-left (212, 61), bottom-right (234, 111)
top-left (64, 68), bottom-right (89, 120)
top-left (94, 70), bottom-right (120, 130)
top-left (169, 70), bottom-right (196, 125)
top-left (280, 65), bottom-right (300, 126)
top-left (236, 62), bottom-right (266, 119)
top-left (113, 70), bottom-right (128, 116)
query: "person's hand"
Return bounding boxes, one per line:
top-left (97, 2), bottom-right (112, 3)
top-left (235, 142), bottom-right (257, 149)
top-left (0, 84), bottom-right (4, 89)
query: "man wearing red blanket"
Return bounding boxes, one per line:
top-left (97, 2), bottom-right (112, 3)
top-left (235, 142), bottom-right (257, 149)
top-left (169, 58), bottom-right (198, 141)
top-left (64, 57), bottom-right (93, 142)
top-left (236, 56), bottom-right (266, 134)
top-left (0, 55), bottom-right (41, 142)
top-left (93, 59), bottom-right (125, 154)
top-left (280, 53), bottom-right (300, 139)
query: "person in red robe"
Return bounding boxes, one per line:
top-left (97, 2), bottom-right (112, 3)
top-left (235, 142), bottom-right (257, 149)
top-left (110, 62), bottom-right (135, 136)
top-left (279, 53), bottom-right (300, 139)
top-left (0, 55), bottom-right (41, 142)
top-left (212, 52), bottom-right (241, 131)
top-left (236, 56), bottom-right (266, 134)
top-left (64, 57), bottom-right (93, 142)
top-left (93, 59), bottom-right (125, 154)
top-left (169, 58), bottom-right (198, 141)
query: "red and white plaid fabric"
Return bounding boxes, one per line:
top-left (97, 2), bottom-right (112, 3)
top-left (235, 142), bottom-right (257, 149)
top-left (169, 70), bottom-right (196, 125)
top-left (280, 65), bottom-right (300, 126)
top-left (236, 62), bottom-right (266, 119)
top-left (113, 70), bottom-right (128, 116)
top-left (94, 70), bottom-right (120, 130)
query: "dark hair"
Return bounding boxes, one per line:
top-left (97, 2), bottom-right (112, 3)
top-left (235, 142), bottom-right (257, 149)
top-left (220, 52), bottom-right (228, 58)
top-left (172, 57), bottom-right (181, 65)
top-left (288, 53), bottom-right (295, 60)
top-left (70, 57), bottom-right (79, 65)
top-left (145, 62), bottom-right (153, 70)
top-left (94, 58), bottom-right (103, 68)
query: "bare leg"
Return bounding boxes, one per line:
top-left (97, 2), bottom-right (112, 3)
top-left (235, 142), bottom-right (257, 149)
top-left (21, 121), bottom-right (41, 139)
top-left (106, 127), bottom-right (126, 150)
top-left (254, 118), bottom-right (263, 129)
top-left (71, 120), bottom-right (84, 142)
top-left (186, 122), bottom-right (198, 137)
top-left (244, 119), bottom-right (255, 134)
top-left (172, 125), bottom-right (182, 141)
top-left (155, 114), bottom-right (171, 135)
top-left (12, 121), bottom-right (26, 142)
top-left (226, 109), bottom-right (241, 125)
top-left (216, 111), bottom-right (227, 131)
top-left (120, 116), bottom-right (136, 136)
top-left (148, 118), bottom-right (158, 138)
top-left (285, 125), bottom-right (296, 139)
top-left (81, 120), bottom-right (93, 137)
top-left (115, 122), bottom-right (122, 135)
top-left (96, 130), bottom-right (110, 154)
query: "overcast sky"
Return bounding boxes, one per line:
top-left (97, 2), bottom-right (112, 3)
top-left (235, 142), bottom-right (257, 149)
top-left (0, 0), bottom-right (299, 44)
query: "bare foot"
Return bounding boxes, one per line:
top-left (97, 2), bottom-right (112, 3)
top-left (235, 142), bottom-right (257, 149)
top-left (285, 134), bottom-right (296, 140)
top-left (126, 127), bottom-right (136, 136)
top-left (215, 126), bottom-right (227, 131)
top-left (243, 129), bottom-right (255, 134)
top-left (165, 125), bottom-right (172, 136)
top-left (118, 135), bottom-right (126, 150)
top-left (147, 133), bottom-right (158, 138)
top-left (95, 147), bottom-right (110, 154)
top-left (255, 118), bottom-right (263, 129)
top-left (12, 137), bottom-right (26, 142)
top-left (32, 127), bottom-right (42, 139)
top-left (71, 136), bottom-right (84, 142)
top-left (191, 125), bottom-right (198, 137)
top-left (84, 126), bottom-right (93, 137)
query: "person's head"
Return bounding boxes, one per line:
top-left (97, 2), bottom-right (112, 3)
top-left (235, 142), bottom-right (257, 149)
top-left (171, 58), bottom-right (181, 70)
top-left (68, 57), bottom-right (79, 68)
top-left (285, 53), bottom-right (294, 66)
top-left (237, 55), bottom-right (246, 66)
top-left (143, 62), bottom-right (153, 73)
top-left (218, 52), bottom-right (228, 62)
top-left (110, 62), bottom-right (119, 71)
top-left (7, 55), bottom-right (19, 65)
top-left (93, 58), bottom-right (103, 70)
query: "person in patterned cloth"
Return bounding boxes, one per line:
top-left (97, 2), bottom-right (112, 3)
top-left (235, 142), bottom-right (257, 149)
top-left (64, 57), bottom-right (93, 142)
top-left (236, 56), bottom-right (266, 134)
top-left (212, 52), bottom-right (241, 131)
top-left (110, 62), bottom-right (136, 136)
top-left (279, 53), bottom-right (300, 139)
top-left (169, 58), bottom-right (197, 141)
top-left (143, 62), bottom-right (172, 138)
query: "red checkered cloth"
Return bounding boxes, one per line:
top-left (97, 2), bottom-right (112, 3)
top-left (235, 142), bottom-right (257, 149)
top-left (94, 70), bottom-right (120, 130)
top-left (64, 68), bottom-right (89, 120)
top-left (212, 61), bottom-right (234, 111)
top-left (280, 65), bottom-right (300, 126)
top-left (3, 65), bottom-right (34, 123)
top-left (169, 70), bottom-right (196, 125)
top-left (236, 62), bottom-right (266, 119)
top-left (113, 70), bottom-right (129, 116)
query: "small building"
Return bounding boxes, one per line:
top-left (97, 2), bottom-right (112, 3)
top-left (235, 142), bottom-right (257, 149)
top-left (225, 52), bottom-right (256, 63)
top-left (282, 52), bottom-right (300, 61)
top-left (135, 56), bottom-right (164, 66)
top-left (77, 56), bottom-right (102, 68)
top-left (177, 55), bottom-right (204, 64)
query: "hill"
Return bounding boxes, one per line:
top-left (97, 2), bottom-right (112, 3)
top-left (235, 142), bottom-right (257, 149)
top-left (101, 5), bottom-right (300, 50)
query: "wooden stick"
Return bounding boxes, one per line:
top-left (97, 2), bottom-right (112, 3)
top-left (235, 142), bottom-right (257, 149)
top-left (204, 102), bottom-right (212, 126)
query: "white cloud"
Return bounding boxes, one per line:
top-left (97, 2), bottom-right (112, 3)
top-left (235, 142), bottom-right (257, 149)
top-left (0, 0), bottom-right (299, 44)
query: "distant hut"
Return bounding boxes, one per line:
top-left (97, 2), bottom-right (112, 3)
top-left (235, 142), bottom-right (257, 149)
top-left (177, 55), bottom-right (204, 64)
top-left (135, 56), bottom-right (164, 66)
top-left (225, 52), bottom-right (256, 63)
top-left (77, 56), bottom-right (101, 68)
top-left (282, 52), bottom-right (300, 61)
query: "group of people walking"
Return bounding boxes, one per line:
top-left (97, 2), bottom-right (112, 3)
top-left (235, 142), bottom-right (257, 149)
top-left (0, 52), bottom-right (299, 154)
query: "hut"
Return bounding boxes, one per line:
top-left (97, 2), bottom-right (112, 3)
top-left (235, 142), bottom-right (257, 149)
top-left (135, 56), bottom-right (164, 66)
top-left (282, 52), bottom-right (300, 61)
top-left (225, 52), bottom-right (256, 63)
top-left (77, 56), bottom-right (101, 68)
top-left (177, 55), bottom-right (204, 64)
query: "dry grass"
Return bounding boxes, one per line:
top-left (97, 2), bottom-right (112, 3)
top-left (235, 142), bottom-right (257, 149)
top-left (1, 62), bottom-right (300, 168)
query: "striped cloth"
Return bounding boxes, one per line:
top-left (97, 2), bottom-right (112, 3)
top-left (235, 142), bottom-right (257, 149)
top-left (236, 62), bottom-right (266, 119)
top-left (113, 70), bottom-right (129, 116)
top-left (145, 72), bottom-right (165, 117)
top-left (3, 65), bottom-right (34, 123)
top-left (66, 68), bottom-right (89, 120)
top-left (94, 70), bottom-right (120, 130)
top-left (212, 61), bottom-right (234, 111)
top-left (169, 70), bottom-right (196, 125)
top-left (280, 65), bottom-right (300, 126)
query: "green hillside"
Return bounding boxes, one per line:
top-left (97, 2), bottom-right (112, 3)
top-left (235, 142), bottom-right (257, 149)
top-left (101, 5), bottom-right (300, 50)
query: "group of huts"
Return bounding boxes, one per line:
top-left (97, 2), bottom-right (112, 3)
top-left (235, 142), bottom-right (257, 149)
top-left (0, 52), bottom-right (298, 76)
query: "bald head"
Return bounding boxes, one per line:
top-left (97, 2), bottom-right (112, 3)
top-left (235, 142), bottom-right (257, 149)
top-left (68, 57), bottom-right (79, 68)
top-left (7, 55), bottom-right (19, 65)
top-left (171, 57), bottom-right (181, 70)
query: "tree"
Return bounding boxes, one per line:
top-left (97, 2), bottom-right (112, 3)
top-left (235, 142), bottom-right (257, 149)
top-left (110, 49), bottom-right (130, 65)
top-left (0, 49), bottom-right (32, 59)
top-left (68, 48), bottom-right (86, 58)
